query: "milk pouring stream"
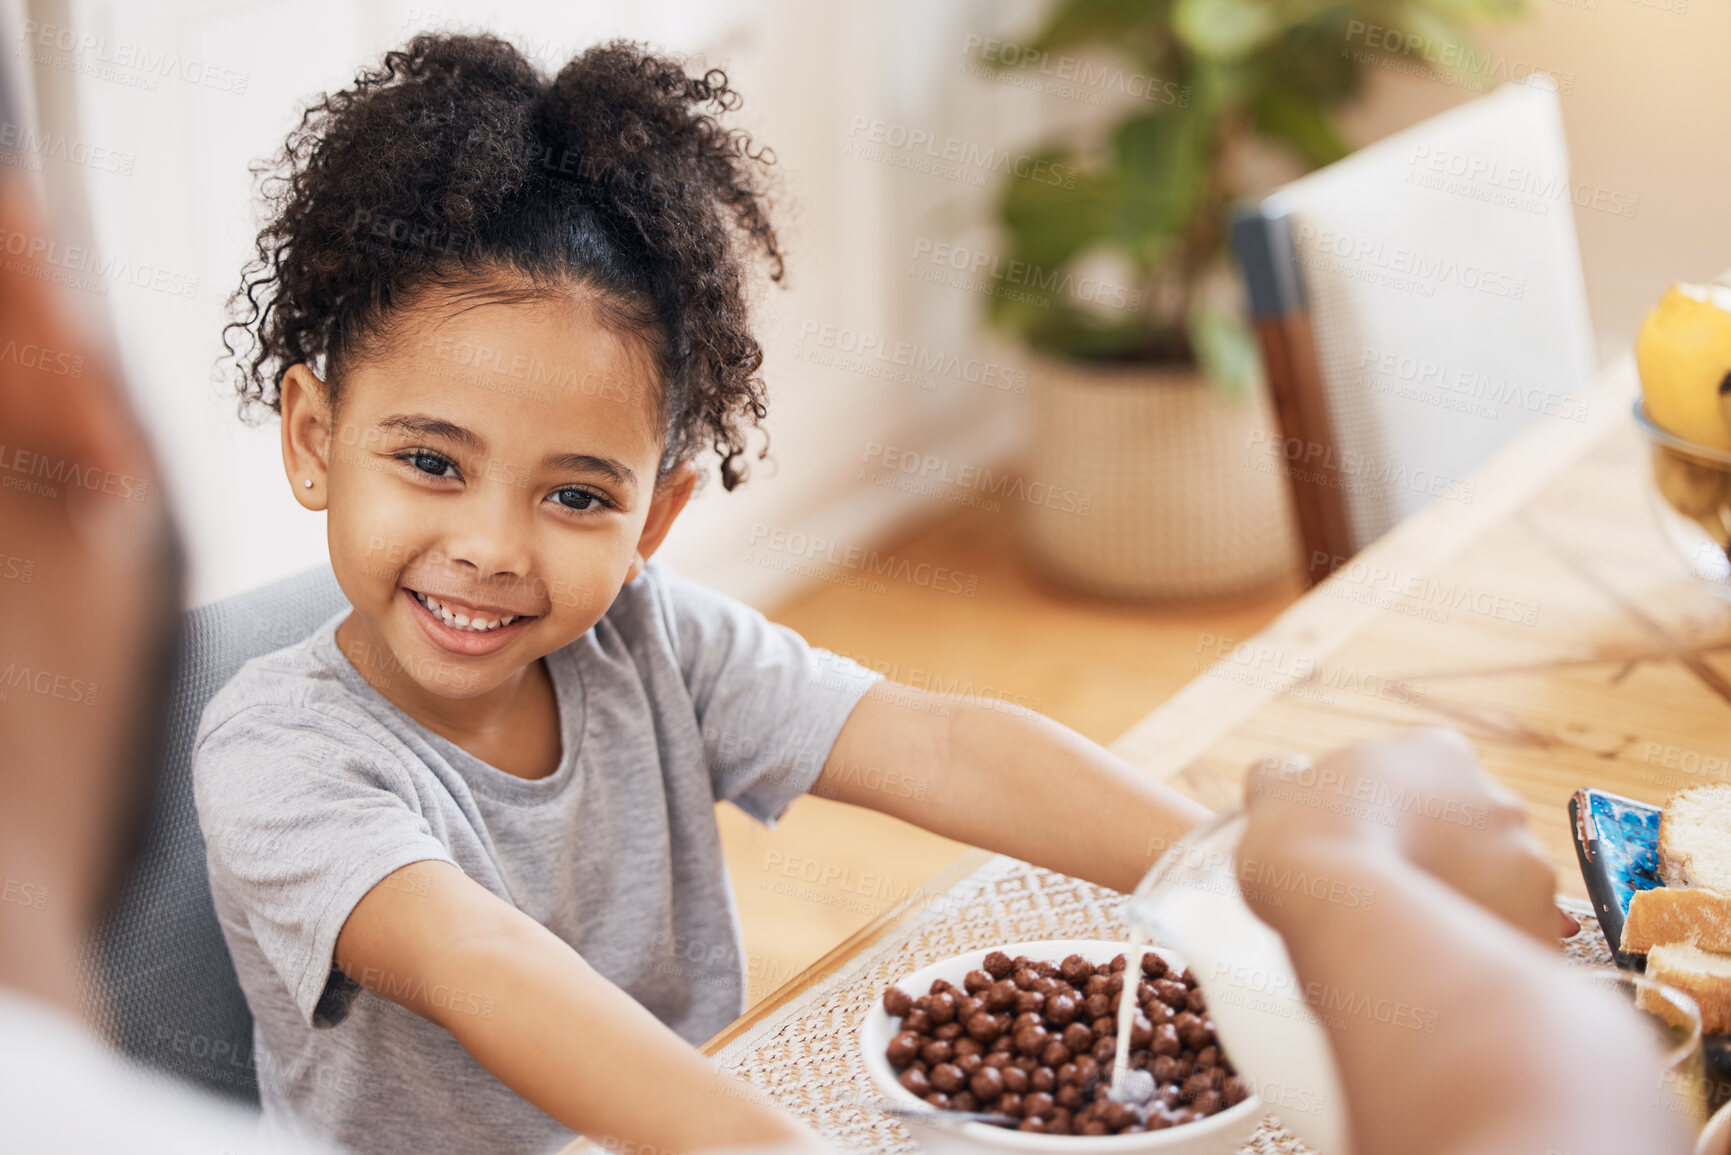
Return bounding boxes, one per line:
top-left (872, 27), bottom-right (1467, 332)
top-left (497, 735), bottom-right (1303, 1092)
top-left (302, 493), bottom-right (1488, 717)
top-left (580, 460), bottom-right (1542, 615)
top-left (1115, 807), bottom-right (1354, 1154)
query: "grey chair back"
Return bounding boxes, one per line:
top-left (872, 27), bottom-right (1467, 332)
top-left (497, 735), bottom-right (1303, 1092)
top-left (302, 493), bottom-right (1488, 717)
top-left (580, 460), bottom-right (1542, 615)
top-left (82, 566), bottom-right (348, 1103)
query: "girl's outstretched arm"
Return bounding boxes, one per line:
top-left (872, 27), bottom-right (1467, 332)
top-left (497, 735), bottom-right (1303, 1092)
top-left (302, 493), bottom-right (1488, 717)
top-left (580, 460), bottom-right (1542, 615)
top-left (818, 684), bottom-right (1211, 894)
top-left (333, 863), bottom-right (828, 1154)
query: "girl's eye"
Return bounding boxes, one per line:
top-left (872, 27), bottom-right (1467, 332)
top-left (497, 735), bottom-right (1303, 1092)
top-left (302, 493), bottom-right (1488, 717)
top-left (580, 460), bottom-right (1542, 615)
top-left (552, 487), bottom-right (610, 512)
top-left (400, 450), bottom-right (457, 478)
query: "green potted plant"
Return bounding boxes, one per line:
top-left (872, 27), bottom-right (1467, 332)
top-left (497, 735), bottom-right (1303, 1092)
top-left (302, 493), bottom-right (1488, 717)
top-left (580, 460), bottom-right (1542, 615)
top-left (985, 0), bottom-right (1527, 599)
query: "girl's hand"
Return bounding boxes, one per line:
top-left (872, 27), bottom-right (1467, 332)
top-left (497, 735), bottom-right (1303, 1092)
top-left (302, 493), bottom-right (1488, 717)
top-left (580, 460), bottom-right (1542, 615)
top-left (1238, 728), bottom-right (1576, 943)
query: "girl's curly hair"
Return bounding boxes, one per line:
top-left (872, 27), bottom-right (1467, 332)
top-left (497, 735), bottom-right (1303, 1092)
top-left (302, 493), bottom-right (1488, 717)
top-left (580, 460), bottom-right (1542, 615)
top-left (224, 34), bottom-right (783, 490)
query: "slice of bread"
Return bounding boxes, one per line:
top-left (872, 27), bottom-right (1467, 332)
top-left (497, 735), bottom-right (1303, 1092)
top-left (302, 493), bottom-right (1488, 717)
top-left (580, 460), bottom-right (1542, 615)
top-left (1646, 942), bottom-right (1731, 1033)
top-left (1659, 785), bottom-right (1731, 890)
top-left (1624, 886), bottom-right (1731, 953)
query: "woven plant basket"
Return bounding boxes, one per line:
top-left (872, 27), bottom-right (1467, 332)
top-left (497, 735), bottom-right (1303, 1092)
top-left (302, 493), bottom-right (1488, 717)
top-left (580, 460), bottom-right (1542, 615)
top-left (1020, 358), bottom-right (1298, 600)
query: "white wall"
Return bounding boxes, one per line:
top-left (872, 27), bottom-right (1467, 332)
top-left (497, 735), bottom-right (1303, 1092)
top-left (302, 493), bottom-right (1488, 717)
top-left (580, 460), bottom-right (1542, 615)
top-left (1332, 0), bottom-right (1731, 355)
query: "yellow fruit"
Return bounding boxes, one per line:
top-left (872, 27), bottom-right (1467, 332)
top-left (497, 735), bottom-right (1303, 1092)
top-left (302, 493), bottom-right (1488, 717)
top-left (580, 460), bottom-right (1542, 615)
top-left (1636, 283), bottom-right (1731, 451)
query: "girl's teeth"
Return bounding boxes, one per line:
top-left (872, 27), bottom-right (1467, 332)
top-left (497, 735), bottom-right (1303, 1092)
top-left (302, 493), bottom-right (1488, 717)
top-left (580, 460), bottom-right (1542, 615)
top-left (414, 592), bottom-right (519, 633)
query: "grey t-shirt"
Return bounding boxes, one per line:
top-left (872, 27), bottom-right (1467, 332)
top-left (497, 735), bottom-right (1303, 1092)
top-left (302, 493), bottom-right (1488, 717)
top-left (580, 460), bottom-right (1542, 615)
top-left (193, 559), bottom-right (879, 1155)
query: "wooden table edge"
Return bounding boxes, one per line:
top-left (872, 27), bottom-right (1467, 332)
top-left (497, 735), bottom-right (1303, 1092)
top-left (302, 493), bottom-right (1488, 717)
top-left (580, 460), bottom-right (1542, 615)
top-left (701, 847), bottom-right (996, 1057)
top-left (558, 850), bottom-right (995, 1152)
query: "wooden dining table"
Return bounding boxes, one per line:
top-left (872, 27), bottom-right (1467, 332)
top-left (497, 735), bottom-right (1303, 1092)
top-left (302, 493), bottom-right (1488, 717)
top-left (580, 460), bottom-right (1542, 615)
top-left (1109, 351), bottom-right (1731, 901)
top-left (570, 351), bottom-right (1726, 1151)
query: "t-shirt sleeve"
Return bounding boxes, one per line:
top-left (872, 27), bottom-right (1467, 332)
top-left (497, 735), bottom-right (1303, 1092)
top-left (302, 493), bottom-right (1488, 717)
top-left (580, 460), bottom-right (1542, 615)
top-left (193, 705), bottom-right (458, 1030)
top-left (651, 563), bottom-right (882, 824)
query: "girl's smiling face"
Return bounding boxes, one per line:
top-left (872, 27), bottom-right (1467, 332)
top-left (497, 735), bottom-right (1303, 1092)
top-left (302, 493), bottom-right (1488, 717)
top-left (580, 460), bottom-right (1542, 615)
top-left (279, 282), bottom-right (691, 711)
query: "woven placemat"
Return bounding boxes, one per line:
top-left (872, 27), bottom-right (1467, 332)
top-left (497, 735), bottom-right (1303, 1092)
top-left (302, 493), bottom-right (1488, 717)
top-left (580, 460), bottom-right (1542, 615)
top-left (702, 856), bottom-right (1606, 1154)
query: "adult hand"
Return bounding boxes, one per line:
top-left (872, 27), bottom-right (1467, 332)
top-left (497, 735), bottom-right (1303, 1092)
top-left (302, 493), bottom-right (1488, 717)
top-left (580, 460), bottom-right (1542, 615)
top-left (1232, 730), bottom-right (1683, 1155)
top-left (1238, 728), bottom-right (1576, 943)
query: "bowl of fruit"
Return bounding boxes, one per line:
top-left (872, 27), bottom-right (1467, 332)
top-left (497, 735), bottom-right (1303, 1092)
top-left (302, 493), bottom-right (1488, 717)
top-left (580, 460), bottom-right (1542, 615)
top-left (859, 939), bottom-right (1262, 1154)
top-left (1636, 282), bottom-right (1731, 594)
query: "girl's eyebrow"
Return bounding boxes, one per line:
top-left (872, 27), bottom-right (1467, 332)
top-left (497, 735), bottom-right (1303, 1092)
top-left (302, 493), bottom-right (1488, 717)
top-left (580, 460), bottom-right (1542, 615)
top-left (378, 413), bottom-right (485, 451)
top-left (544, 452), bottom-right (638, 491)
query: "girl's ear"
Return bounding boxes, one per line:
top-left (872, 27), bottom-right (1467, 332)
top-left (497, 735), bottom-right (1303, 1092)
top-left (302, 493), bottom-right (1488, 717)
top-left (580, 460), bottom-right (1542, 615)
top-left (280, 364), bottom-right (334, 511)
top-left (624, 461), bottom-right (699, 584)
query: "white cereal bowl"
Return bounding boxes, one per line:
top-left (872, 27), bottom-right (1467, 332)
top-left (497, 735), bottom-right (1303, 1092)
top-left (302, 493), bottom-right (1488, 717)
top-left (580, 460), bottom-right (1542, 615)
top-left (859, 939), bottom-right (1263, 1155)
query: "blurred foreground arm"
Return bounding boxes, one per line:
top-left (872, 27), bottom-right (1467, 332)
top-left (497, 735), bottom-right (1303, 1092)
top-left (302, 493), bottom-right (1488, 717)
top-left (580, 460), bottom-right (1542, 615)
top-left (1239, 730), bottom-right (1690, 1155)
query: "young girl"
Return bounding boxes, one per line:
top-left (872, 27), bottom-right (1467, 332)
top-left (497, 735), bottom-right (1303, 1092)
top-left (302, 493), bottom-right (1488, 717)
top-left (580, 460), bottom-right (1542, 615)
top-left (194, 33), bottom-right (1207, 1155)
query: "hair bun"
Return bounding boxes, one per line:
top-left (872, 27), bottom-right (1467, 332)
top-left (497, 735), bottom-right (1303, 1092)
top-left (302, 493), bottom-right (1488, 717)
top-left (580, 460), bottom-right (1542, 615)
top-left (228, 34), bottom-right (782, 490)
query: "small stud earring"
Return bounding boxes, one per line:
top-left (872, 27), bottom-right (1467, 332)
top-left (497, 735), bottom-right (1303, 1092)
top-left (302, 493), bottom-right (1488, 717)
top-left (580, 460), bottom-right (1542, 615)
top-left (303, 479), bottom-right (313, 489)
